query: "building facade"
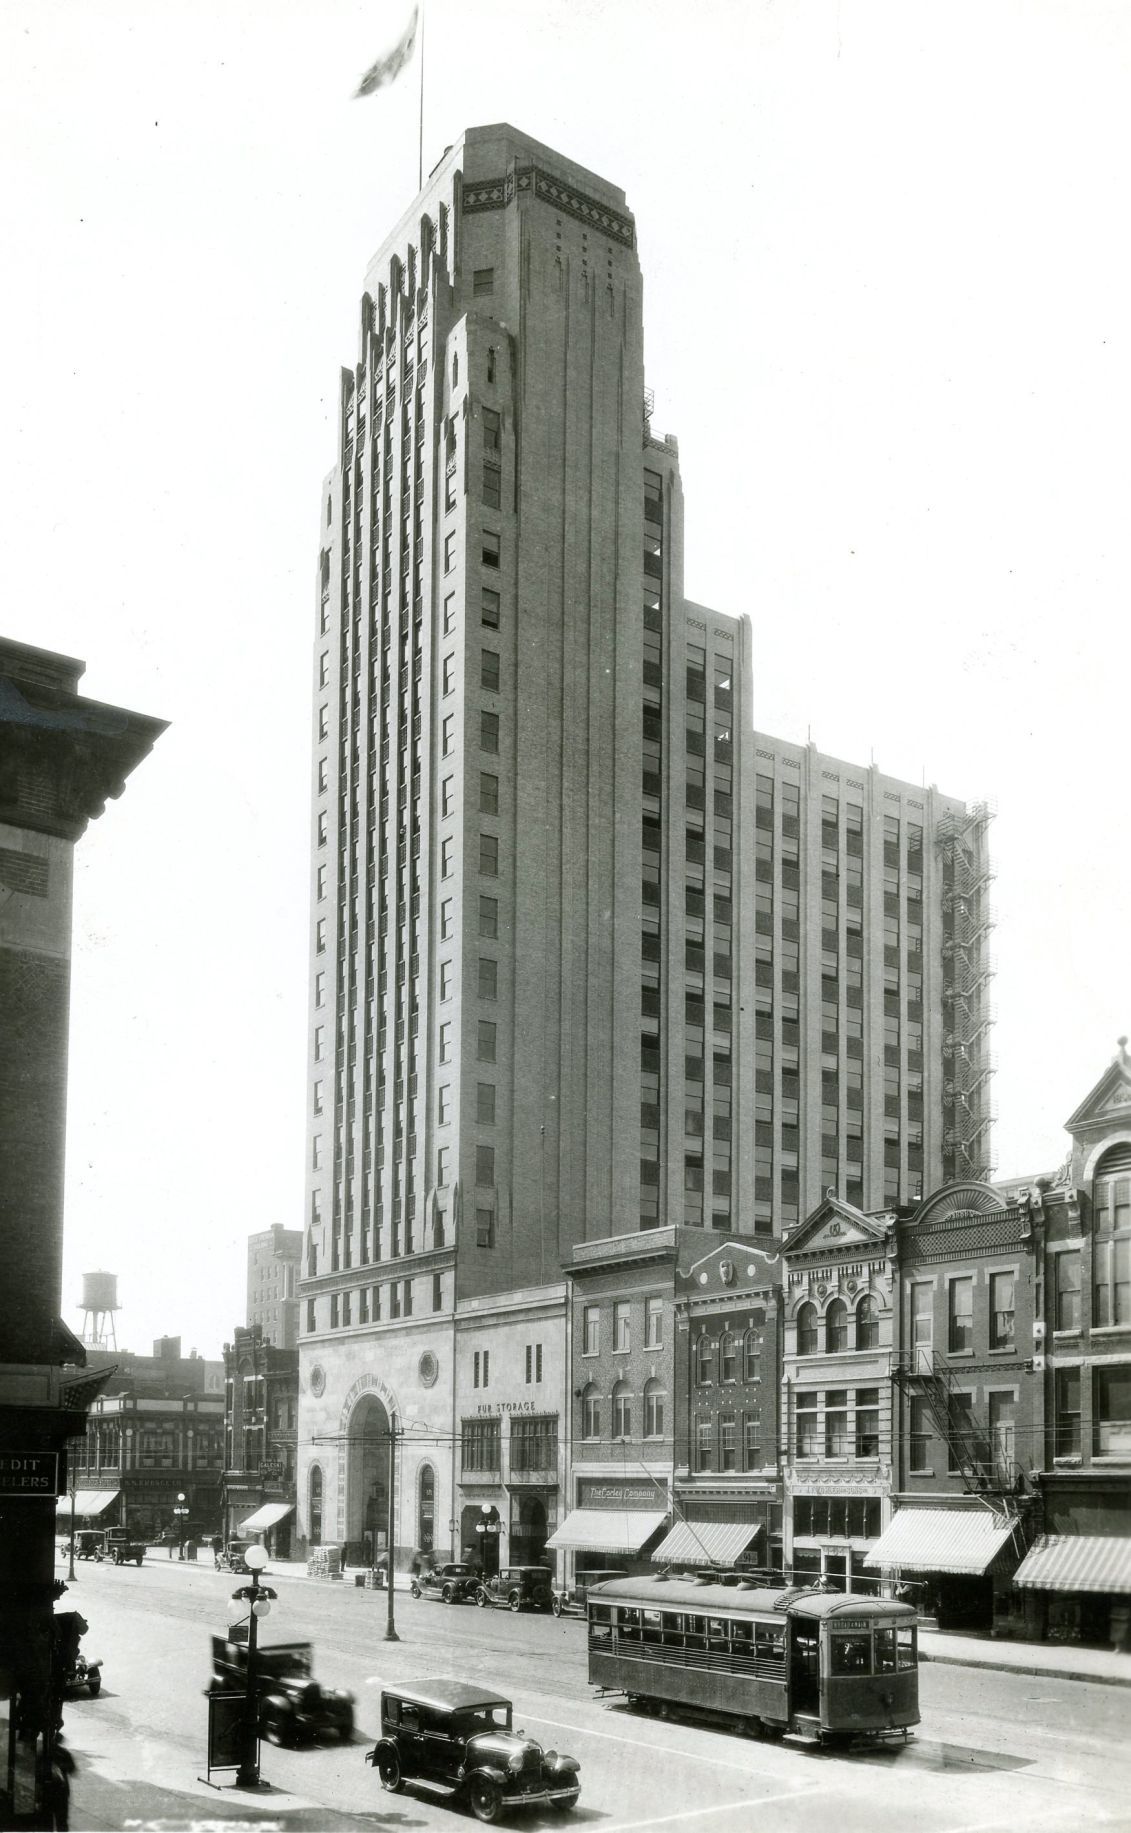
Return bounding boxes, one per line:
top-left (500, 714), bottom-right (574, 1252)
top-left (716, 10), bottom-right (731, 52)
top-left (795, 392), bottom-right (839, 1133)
top-left (69, 1388), bottom-right (224, 1542)
top-left (297, 126), bottom-right (993, 1564)
top-left (221, 1324), bottom-right (299, 1555)
top-left (247, 1225), bottom-right (302, 1349)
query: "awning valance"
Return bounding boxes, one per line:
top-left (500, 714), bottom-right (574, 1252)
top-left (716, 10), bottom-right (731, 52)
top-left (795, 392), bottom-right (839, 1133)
top-left (545, 1509), bottom-right (667, 1555)
top-left (1014, 1536), bottom-right (1131, 1595)
top-left (56, 1490), bottom-right (119, 1518)
top-left (651, 1520), bottom-right (763, 1566)
top-left (239, 1502), bottom-right (295, 1534)
top-left (864, 1508), bottom-right (1021, 1576)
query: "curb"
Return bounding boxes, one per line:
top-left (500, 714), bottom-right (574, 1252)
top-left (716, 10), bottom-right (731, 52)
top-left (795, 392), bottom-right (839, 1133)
top-left (920, 1647), bottom-right (1131, 1689)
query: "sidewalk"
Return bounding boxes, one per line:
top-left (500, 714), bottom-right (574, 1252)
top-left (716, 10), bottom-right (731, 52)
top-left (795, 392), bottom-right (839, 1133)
top-left (918, 1624), bottom-right (1131, 1688)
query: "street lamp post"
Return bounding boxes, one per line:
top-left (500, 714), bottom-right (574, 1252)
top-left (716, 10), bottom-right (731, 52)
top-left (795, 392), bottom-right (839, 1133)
top-left (233, 1543), bottom-right (275, 1789)
top-left (384, 1412), bottom-right (399, 1643)
top-left (174, 1491), bottom-right (189, 1558)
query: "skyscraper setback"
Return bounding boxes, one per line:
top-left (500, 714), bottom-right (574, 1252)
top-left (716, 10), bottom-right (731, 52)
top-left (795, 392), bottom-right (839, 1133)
top-left (297, 126), bottom-right (992, 1563)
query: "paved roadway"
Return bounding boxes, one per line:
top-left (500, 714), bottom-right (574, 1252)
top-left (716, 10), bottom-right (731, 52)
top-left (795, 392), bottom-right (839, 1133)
top-left (56, 1554), bottom-right (1131, 1832)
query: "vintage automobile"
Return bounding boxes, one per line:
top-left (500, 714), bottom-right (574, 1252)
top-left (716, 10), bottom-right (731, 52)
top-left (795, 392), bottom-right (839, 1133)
top-left (551, 1568), bottom-right (627, 1618)
top-left (215, 1539), bottom-right (256, 1574)
top-left (475, 1566), bottom-right (554, 1614)
top-left (101, 1528), bottom-right (145, 1567)
top-left (53, 1611), bottom-right (103, 1698)
top-left (409, 1561), bottom-right (479, 1604)
top-left (366, 1679), bottom-right (580, 1823)
top-left (58, 1529), bottom-right (107, 1563)
top-left (208, 1633), bottom-right (354, 1746)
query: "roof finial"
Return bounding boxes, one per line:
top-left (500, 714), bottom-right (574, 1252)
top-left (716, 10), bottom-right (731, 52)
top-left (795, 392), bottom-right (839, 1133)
top-left (1119, 1035), bottom-right (1130, 1066)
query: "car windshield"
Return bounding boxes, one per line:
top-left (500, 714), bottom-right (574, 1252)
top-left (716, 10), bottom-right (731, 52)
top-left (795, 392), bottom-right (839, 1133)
top-left (454, 1704), bottom-right (512, 1737)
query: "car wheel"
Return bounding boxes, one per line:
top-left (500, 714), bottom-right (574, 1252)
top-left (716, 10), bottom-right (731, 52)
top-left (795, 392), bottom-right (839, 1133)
top-left (262, 1711), bottom-right (293, 1748)
top-left (552, 1789), bottom-right (580, 1813)
top-left (475, 1588), bottom-right (489, 1608)
top-left (551, 1596), bottom-right (563, 1618)
top-left (508, 1592), bottom-right (521, 1613)
top-left (410, 1581), bottom-right (421, 1598)
top-left (377, 1747), bottom-right (403, 1793)
top-left (441, 1583), bottom-right (455, 1604)
top-left (87, 1677), bottom-right (101, 1697)
top-left (469, 1775), bottom-right (502, 1824)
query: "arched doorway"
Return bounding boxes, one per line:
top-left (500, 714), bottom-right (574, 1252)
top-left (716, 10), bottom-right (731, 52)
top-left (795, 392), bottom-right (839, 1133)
top-left (511, 1494), bottom-right (548, 1567)
top-left (346, 1394), bottom-right (390, 1567)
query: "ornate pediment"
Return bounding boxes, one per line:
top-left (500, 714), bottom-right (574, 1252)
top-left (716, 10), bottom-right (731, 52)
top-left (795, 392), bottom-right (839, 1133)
top-left (680, 1239), bottom-right (779, 1295)
top-left (1065, 1040), bottom-right (1131, 1138)
top-left (782, 1195), bottom-right (890, 1262)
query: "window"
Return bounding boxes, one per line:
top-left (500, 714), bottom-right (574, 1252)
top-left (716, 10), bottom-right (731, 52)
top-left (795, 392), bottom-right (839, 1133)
top-left (438, 1083), bottom-right (451, 1125)
top-left (910, 1282), bottom-right (933, 1357)
top-left (947, 1392), bottom-right (975, 1473)
top-left (483, 466), bottom-right (501, 510)
top-left (743, 1329), bottom-right (760, 1381)
top-left (825, 1390), bottom-right (850, 1456)
top-left (443, 591), bottom-right (456, 634)
top-left (476, 1081), bottom-right (495, 1124)
top-left (330, 1293), bottom-right (339, 1328)
top-left (989, 1391), bottom-right (1016, 1470)
top-left (440, 897), bottom-right (453, 940)
top-left (612, 1382), bottom-right (632, 1439)
top-left (314, 970), bottom-right (325, 1007)
top-left (306, 1298), bottom-right (316, 1334)
top-left (719, 1411), bottom-right (737, 1470)
top-left (856, 1294), bottom-right (879, 1350)
top-left (439, 1021), bottom-right (452, 1063)
top-left (613, 1301), bottom-right (630, 1353)
top-left (644, 1296), bottom-right (662, 1348)
top-left (482, 588), bottom-right (500, 628)
top-left (1094, 1238), bottom-right (1131, 1328)
top-left (476, 1208), bottom-right (495, 1247)
top-left (462, 1419), bottom-right (501, 1473)
top-left (440, 776), bottom-right (455, 818)
top-left (473, 267), bottom-right (495, 296)
top-left (720, 1331), bottom-right (736, 1382)
top-left (695, 1334), bottom-right (714, 1384)
top-left (442, 652), bottom-right (455, 695)
top-left (1055, 1253), bottom-right (1081, 1331)
top-left (315, 918), bottom-right (327, 954)
top-left (990, 1271), bottom-right (1015, 1348)
top-left (481, 649), bottom-right (500, 691)
top-left (317, 757), bottom-right (328, 793)
top-left (796, 1392), bottom-right (819, 1458)
top-left (909, 1394), bottom-right (931, 1472)
top-left (477, 1020), bottom-right (496, 1063)
top-left (437, 1146), bottom-right (450, 1185)
top-left (479, 895), bottom-right (498, 938)
top-left (511, 1414), bottom-right (556, 1472)
top-left (480, 772), bottom-right (499, 815)
top-left (473, 1349), bottom-right (490, 1389)
top-left (696, 1417), bottom-right (713, 1472)
top-left (524, 1343), bottom-right (543, 1385)
top-left (440, 959), bottom-right (453, 1000)
top-left (442, 713), bottom-right (455, 756)
top-left (583, 1305), bottom-right (599, 1356)
top-left (1054, 1366), bottom-right (1081, 1457)
top-left (796, 1302), bottom-right (818, 1355)
top-left (855, 1388), bottom-right (880, 1457)
top-left (440, 837), bottom-right (454, 878)
top-left (644, 1379), bottom-right (665, 1440)
top-left (1094, 1367), bottom-right (1131, 1456)
top-left (482, 530), bottom-right (500, 570)
top-left (479, 834), bottom-right (498, 877)
top-left (444, 531), bottom-right (457, 573)
top-left (477, 957), bottom-right (497, 1000)
top-left (487, 346), bottom-right (496, 383)
top-left (482, 406), bottom-right (501, 450)
top-left (316, 864), bottom-right (327, 901)
top-left (826, 1299), bottom-right (848, 1353)
top-left (743, 1413), bottom-right (760, 1468)
top-left (948, 1277), bottom-right (974, 1352)
top-left (475, 1144), bottom-right (495, 1187)
top-left (582, 1384), bottom-right (601, 1438)
top-left (481, 711), bottom-right (499, 753)
top-left (318, 705), bottom-right (328, 740)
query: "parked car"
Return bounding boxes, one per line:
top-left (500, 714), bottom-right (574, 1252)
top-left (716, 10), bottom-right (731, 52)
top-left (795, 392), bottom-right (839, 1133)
top-left (53, 1611), bottom-right (103, 1698)
top-left (551, 1568), bottom-right (627, 1618)
top-left (215, 1539), bottom-right (255, 1574)
top-left (366, 1679), bottom-right (580, 1822)
top-left (58, 1529), bottom-right (106, 1563)
top-left (475, 1567), bottom-right (554, 1614)
top-left (409, 1561), bottom-right (478, 1604)
top-left (208, 1633), bottom-right (353, 1746)
top-left (101, 1529), bottom-right (145, 1567)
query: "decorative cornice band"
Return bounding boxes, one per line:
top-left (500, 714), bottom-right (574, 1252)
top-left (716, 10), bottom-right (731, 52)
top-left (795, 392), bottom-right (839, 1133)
top-left (460, 166), bottom-right (636, 249)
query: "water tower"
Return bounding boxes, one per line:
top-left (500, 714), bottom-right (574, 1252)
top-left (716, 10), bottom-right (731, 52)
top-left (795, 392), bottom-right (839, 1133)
top-left (79, 1271), bottom-right (120, 1349)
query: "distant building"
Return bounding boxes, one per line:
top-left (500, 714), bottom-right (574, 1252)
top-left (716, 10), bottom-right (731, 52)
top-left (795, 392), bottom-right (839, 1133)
top-left (247, 1225), bottom-right (302, 1349)
top-left (69, 1386), bottom-right (225, 1542)
top-left (221, 1324), bottom-right (299, 1556)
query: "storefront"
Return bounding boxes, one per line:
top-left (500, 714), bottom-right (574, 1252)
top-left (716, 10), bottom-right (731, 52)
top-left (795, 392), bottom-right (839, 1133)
top-left (865, 1504), bottom-right (1023, 1629)
top-left (546, 1478), bottom-right (668, 1582)
top-left (1014, 1535), bottom-right (1131, 1649)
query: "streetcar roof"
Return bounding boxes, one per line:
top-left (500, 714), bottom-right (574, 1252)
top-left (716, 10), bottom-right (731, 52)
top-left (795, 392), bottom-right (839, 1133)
top-left (586, 1575), bottom-right (918, 1621)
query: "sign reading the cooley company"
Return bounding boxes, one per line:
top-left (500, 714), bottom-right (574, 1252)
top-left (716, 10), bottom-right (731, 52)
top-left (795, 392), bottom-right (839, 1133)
top-left (0, 1452), bottom-right (59, 1496)
top-left (577, 1479), bottom-right (661, 1509)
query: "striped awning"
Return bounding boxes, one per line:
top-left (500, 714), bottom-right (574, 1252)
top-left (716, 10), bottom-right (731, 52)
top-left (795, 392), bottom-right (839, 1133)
top-left (239, 1502), bottom-right (295, 1534)
top-left (1014, 1536), bottom-right (1131, 1595)
top-left (545, 1509), bottom-right (667, 1555)
top-left (651, 1520), bottom-right (763, 1567)
top-left (864, 1508), bottom-right (1021, 1576)
top-left (56, 1490), bottom-right (119, 1518)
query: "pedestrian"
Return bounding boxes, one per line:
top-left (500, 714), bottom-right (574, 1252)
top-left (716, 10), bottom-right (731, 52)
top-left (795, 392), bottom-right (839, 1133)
top-left (211, 1532), bottom-right (222, 1568)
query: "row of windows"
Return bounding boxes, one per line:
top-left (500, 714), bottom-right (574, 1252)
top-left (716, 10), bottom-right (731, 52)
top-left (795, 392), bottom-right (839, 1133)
top-left (581, 1296), bottom-right (663, 1356)
top-left (794, 1388), bottom-right (881, 1459)
top-left (460, 1414), bottom-right (558, 1473)
top-left (908, 1273), bottom-right (1016, 1354)
top-left (796, 1296), bottom-right (880, 1355)
top-left (579, 1379), bottom-right (666, 1441)
top-left (308, 1273), bottom-right (444, 1332)
top-left (1053, 1238), bottom-right (1131, 1331)
top-left (470, 1344), bottom-right (544, 1389)
top-left (692, 1330), bottom-right (763, 1384)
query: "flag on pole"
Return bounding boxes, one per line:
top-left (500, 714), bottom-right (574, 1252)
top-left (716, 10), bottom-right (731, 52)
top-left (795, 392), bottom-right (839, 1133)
top-left (354, 5), bottom-right (419, 98)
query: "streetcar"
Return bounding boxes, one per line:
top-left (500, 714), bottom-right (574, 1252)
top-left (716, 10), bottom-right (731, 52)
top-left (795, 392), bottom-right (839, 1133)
top-left (586, 1574), bottom-right (919, 1745)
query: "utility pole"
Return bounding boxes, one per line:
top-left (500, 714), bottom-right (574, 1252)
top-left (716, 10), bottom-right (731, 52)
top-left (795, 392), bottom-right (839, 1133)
top-left (384, 1412), bottom-right (399, 1642)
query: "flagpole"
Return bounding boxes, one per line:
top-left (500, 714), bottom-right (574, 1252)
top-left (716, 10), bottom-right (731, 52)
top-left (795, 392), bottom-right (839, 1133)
top-left (418, 0), bottom-right (425, 192)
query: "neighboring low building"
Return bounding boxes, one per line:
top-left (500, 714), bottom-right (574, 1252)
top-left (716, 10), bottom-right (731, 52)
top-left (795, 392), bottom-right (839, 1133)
top-left (669, 1237), bottom-right (781, 1573)
top-left (68, 1388), bottom-right (225, 1541)
top-left (221, 1324), bottom-right (299, 1556)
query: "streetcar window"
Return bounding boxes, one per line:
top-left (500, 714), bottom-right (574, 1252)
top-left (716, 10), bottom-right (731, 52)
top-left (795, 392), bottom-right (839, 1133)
top-left (731, 1620), bottom-right (753, 1652)
top-left (662, 1612), bottom-right (684, 1647)
top-left (589, 1605), bottom-right (613, 1643)
top-left (875, 1628), bottom-right (897, 1672)
top-left (707, 1617), bottom-right (729, 1651)
top-left (642, 1609), bottom-right (663, 1643)
top-left (684, 1614), bottom-right (706, 1651)
top-left (830, 1633), bottom-right (872, 1676)
top-left (896, 1626), bottom-right (916, 1670)
top-left (755, 1625), bottom-right (785, 1663)
top-left (619, 1608), bottom-right (642, 1642)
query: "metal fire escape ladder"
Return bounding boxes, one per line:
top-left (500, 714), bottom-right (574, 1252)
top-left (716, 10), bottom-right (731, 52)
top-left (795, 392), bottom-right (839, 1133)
top-left (892, 1351), bottom-right (1016, 1519)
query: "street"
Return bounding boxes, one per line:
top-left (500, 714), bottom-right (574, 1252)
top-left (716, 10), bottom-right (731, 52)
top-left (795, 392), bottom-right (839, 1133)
top-left (56, 1555), bottom-right (1131, 1832)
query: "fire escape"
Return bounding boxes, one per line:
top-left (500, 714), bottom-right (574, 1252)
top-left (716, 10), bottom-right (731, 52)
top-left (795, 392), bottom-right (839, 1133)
top-left (892, 1351), bottom-right (1023, 1522)
top-left (939, 801), bottom-right (997, 1183)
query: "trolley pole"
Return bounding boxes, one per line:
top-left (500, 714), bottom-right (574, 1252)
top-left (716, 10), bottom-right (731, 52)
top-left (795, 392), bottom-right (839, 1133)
top-left (384, 1413), bottom-right (399, 1643)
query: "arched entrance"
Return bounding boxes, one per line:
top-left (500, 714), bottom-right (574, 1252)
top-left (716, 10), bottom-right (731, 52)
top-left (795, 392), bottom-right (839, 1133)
top-left (345, 1394), bottom-right (390, 1568)
top-left (511, 1494), bottom-right (548, 1566)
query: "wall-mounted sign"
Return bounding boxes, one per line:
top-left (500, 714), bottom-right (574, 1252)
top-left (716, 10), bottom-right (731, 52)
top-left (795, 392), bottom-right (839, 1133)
top-left (577, 1479), bottom-right (662, 1509)
top-left (474, 1399), bottom-right (540, 1417)
top-left (0, 1452), bottom-right (58, 1497)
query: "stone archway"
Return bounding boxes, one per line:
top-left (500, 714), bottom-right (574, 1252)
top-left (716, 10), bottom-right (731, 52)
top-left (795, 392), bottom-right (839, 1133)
top-left (343, 1391), bottom-right (391, 1567)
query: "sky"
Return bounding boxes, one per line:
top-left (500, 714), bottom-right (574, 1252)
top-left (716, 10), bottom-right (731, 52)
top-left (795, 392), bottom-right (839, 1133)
top-left (1, 0), bottom-right (1127, 1358)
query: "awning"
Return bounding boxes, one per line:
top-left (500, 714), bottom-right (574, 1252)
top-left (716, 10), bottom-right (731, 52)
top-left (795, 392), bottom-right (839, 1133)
top-left (864, 1508), bottom-right (1021, 1576)
top-left (56, 1490), bottom-right (119, 1518)
top-left (1014, 1536), bottom-right (1131, 1595)
top-left (239, 1502), bottom-right (295, 1534)
top-left (545, 1509), bottom-right (667, 1555)
top-left (651, 1520), bottom-right (763, 1566)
